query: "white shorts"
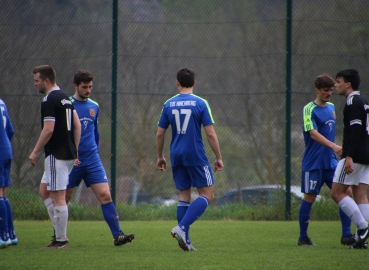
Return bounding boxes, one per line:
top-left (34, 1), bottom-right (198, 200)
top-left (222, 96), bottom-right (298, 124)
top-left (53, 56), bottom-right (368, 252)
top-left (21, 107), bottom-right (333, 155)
top-left (41, 155), bottom-right (75, 191)
top-left (333, 158), bottom-right (369, 186)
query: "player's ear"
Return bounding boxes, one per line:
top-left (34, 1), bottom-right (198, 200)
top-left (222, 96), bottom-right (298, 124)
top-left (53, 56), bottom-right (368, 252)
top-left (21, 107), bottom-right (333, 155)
top-left (193, 80), bottom-right (196, 87)
top-left (73, 83), bottom-right (78, 90)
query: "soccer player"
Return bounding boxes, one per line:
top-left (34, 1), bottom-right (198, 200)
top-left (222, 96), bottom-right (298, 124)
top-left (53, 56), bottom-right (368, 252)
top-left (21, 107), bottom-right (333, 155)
top-left (331, 69), bottom-right (369, 249)
top-left (299, 74), bottom-right (353, 246)
top-left (0, 98), bottom-right (16, 248)
top-left (65, 70), bottom-right (134, 246)
top-left (156, 68), bottom-right (223, 251)
top-left (30, 65), bottom-right (81, 248)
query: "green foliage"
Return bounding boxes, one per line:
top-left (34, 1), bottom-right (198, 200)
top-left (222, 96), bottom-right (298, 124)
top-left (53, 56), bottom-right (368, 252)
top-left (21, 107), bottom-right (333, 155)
top-left (3, 220), bottom-right (365, 270)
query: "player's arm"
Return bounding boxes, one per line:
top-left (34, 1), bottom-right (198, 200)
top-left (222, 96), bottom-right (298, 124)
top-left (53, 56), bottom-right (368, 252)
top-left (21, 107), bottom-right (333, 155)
top-left (94, 110), bottom-right (100, 146)
top-left (29, 121), bottom-right (54, 166)
top-left (73, 110), bottom-right (81, 152)
top-left (156, 127), bottom-right (167, 171)
top-left (345, 100), bottom-right (363, 174)
top-left (3, 104), bottom-right (15, 141)
top-left (308, 130), bottom-right (342, 156)
top-left (204, 124), bottom-right (223, 172)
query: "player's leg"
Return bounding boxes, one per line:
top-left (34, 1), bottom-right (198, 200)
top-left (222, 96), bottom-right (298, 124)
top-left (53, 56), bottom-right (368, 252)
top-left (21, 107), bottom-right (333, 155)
top-left (46, 156), bottom-right (74, 248)
top-left (170, 166), bottom-right (192, 250)
top-left (173, 165), bottom-right (214, 250)
top-left (177, 189), bottom-right (191, 246)
top-left (0, 161), bottom-right (11, 248)
top-left (331, 160), bottom-right (369, 248)
top-left (87, 161), bottom-right (134, 246)
top-left (324, 169), bottom-right (353, 245)
top-left (3, 187), bottom-right (17, 245)
top-left (298, 170), bottom-right (320, 246)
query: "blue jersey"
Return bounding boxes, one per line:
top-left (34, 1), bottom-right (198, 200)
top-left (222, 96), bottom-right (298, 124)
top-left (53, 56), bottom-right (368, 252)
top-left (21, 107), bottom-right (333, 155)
top-left (302, 101), bottom-right (337, 171)
top-left (158, 93), bottom-right (214, 167)
top-left (0, 99), bottom-right (14, 160)
top-left (69, 96), bottom-right (99, 161)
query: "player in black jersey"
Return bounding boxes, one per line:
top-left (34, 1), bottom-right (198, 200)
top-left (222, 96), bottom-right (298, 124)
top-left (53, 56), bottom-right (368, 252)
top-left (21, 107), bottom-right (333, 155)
top-left (29, 65), bottom-right (81, 248)
top-left (331, 69), bottom-right (369, 249)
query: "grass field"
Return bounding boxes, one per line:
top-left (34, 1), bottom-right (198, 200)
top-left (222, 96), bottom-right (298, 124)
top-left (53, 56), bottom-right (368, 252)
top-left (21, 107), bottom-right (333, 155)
top-left (2, 220), bottom-right (368, 270)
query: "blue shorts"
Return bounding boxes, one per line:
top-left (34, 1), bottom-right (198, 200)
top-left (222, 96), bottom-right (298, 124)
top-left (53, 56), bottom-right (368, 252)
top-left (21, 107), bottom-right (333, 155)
top-left (301, 169), bottom-right (335, 195)
top-left (172, 165), bottom-right (214, 190)
top-left (0, 159), bottom-right (12, 188)
top-left (67, 157), bottom-right (108, 189)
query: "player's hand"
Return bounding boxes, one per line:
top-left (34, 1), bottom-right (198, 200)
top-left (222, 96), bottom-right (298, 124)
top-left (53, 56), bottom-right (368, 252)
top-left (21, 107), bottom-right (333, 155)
top-left (332, 144), bottom-right (342, 157)
top-left (74, 159), bottom-right (81, 166)
top-left (29, 152), bottom-right (38, 166)
top-left (214, 159), bottom-right (223, 172)
top-left (344, 157), bottom-right (354, 174)
top-left (157, 157), bottom-right (167, 172)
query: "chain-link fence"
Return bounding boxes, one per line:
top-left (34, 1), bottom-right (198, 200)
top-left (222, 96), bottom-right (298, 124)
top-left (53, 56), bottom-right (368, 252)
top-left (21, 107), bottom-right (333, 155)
top-left (1, 0), bottom-right (369, 220)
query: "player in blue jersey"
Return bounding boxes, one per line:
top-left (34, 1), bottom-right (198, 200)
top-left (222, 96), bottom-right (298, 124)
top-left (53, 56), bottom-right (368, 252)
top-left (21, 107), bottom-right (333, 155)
top-left (299, 74), bottom-right (353, 246)
top-left (0, 98), bottom-right (16, 248)
top-left (65, 70), bottom-right (134, 246)
top-left (156, 68), bottom-right (223, 251)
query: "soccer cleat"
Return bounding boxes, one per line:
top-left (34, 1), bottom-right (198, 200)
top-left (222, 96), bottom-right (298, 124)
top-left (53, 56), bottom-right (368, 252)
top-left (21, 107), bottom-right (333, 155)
top-left (47, 240), bottom-right (68, 249)
top-left (46, 236), bottom-right (56, 247)
top-left (350, 226), bottom-right (369, 249)
top-left (114, 232), bottom-right (135, 246)
top-left (351, 240), bottom-right (368, 249)
top-left (188, 244), bottom-right (197, 251)
top-left (0, 238), bottom-right (11, 249)
top-left (298, 237), bottom-right (316, 246)
top-left (341, 234), bottom-right (355, 246)
top-left (171, 226), bottom-right (189, 251)
top-left (10, 237), bottom-right (18, 246)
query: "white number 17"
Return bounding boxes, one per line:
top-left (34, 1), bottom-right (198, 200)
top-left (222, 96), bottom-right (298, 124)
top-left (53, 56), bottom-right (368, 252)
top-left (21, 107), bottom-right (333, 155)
top-left (172, 109), bottom-right (191, 134)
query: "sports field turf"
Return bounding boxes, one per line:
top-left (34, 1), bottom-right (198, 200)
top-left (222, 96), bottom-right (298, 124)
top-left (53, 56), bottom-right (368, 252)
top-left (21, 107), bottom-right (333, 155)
top-left (2, 220), bottom-right (367, 269)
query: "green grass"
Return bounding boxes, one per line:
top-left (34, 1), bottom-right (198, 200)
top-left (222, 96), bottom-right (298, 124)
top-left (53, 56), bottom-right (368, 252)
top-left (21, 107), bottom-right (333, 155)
top-left (3, 220), bottom-right (367, 270)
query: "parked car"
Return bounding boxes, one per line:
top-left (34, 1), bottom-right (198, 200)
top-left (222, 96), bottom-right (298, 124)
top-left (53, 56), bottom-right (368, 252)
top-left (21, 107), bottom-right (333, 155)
top-left (216, 185), bottom-right (319, 206)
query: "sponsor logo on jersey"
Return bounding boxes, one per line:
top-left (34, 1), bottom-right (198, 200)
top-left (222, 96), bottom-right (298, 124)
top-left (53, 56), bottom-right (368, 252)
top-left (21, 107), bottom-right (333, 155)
top-left (61, 99), bottom-right (72, 106)
top-left (90, 109), bottom-right (95, 116)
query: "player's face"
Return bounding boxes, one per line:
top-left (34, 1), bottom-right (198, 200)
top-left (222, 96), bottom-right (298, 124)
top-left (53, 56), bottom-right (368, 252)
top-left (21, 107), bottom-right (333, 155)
top-left (335, 77), bottom-right (348, 96)
top-left (33, 73), bottom-right (47, 94)
top-left (316, 87), bottom-right (333, 103)
top-left (74, 81), bottom-right (93, 100)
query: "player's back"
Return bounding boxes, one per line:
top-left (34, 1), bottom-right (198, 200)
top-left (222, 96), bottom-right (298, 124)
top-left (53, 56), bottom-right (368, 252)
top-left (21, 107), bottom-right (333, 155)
top-left (0, 99), bottom-right (14, 160)
top-left (69, 97), bottom-right (99, 160)
top-left (42, 89), bottom-right (77, 160)
top-left (342, 93), bottom-right (369, 164)
top-left (158, 93), bottom-right (214, 166)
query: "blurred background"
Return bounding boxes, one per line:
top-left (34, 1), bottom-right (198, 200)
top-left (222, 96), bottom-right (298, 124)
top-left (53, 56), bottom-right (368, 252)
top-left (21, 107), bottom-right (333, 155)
top-left (1, 0), bottom-right (368, 220)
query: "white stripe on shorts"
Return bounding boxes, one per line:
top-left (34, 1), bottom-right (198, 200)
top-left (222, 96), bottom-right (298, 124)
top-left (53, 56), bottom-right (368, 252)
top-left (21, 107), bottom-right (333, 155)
top-left (203, 165), bottom-right (212, 186)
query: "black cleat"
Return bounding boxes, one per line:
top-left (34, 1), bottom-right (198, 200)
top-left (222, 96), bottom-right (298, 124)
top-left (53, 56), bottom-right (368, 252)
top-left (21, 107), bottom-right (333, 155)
top-left (298, 237), bottom-right (316, 246)
top-left (350, 226), bottom-right (369, 249)
top-left (47, 240), bottom-right (68, 249)
top-left (46, 236), bottom-right (56, 247)
top-left (341, 234), bottom-right (355, 245)
top-left (114, 233), bottom-right (134, 246)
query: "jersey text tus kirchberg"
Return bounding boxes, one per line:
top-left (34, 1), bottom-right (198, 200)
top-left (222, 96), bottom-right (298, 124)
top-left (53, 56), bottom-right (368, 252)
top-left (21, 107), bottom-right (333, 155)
top-left (170, 101), bottom-right (196, 107)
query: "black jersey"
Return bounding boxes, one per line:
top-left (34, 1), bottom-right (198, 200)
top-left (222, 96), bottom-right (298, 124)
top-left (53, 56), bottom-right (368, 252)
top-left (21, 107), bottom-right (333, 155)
top-left (342, 91), bottom-right (369, 164)
top-left (41, 88), bottom-right (77, 160)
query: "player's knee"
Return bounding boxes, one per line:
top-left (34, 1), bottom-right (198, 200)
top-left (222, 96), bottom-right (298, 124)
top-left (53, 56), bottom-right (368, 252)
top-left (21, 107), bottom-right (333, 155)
top-left (303, 193), bottom-right (316, 204)
top-left (97, 191), bottom-right (112, 204)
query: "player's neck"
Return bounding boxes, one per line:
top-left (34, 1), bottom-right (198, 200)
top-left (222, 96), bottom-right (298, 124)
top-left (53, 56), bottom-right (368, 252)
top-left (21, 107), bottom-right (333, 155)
top-left (179, 87), bottom-right (193, 94)
top-left (73, 94), bottom-right (87, 101)
top-left (314, 98), bottom-right (327, 107)
top-left (45, 84), bottom-right (58, 95)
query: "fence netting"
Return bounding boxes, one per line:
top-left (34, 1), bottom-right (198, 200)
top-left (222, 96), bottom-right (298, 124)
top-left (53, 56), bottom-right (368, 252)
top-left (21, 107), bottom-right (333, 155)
top-left (1, 0), bottom-right (369, 220)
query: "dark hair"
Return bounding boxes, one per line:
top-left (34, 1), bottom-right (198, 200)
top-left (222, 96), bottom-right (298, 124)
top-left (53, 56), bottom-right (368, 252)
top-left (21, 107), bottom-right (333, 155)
top-left (177, 68), bottom-right (195, 88)
top-left (74, 70), bottom-right (94, 85)
top-left (33, 65), bottom-right (56, 84)
top-left (335, 69), bottom-right (360, 90)
top-left (314, 74), bottom-right (334, 90)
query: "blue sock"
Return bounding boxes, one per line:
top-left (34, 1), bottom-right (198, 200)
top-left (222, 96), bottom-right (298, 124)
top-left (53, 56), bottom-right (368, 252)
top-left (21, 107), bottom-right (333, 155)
top-left (4, 198), bottom-right (15, 239)
top-left (177, 201), bottom-right (190, 244)
top-left (0, 197), bottom-right (9, 241)
top-left (179, 196), bottom-right (209, 233)
top-left (299, 200), bottom-right (312, 239)
top-left (101, 202), bottom-right (121, 238)
top-left (339, 207), bottom-right (352, 237)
